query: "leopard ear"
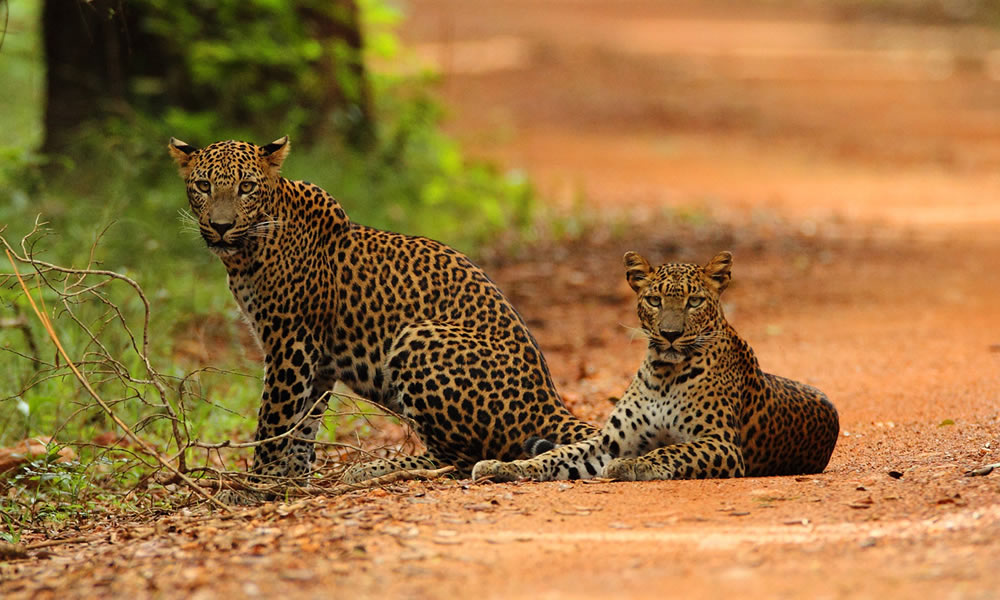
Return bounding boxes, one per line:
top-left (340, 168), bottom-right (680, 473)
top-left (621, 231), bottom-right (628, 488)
top-left (168, 138), bottom-right (198, 176)
top-left (703, 251), bottom-right (733, 294)
top-left (624, 251), bottom-right (653, 293)
top-left (261, 136), bottom-right (290, 172)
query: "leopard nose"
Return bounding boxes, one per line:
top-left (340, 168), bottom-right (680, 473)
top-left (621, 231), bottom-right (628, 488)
top-left (209, 221), bottom-right (234, 238)
top-left (660, 330), bottom-right (683, 343)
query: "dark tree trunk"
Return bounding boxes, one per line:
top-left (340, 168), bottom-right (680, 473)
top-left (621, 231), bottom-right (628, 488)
top-left (42, 0), bottom-right (168, 156)
top-left (43, 0), bottom-right (117, 154)
top-left (299, 0), bottom-right (375, 149)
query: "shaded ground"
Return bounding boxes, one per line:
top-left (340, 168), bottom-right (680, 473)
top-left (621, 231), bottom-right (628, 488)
top-left (3, 1), bottom-right (1000, 598)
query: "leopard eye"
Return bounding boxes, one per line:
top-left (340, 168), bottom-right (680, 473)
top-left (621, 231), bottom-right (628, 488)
top-left (687, 296), bottom-right (704, 309)
top-left (644, 295), bottom-right (661, 307)
top-left (195, 180), bottom-right (211, 193)
top-left (238, 181), bottom-right (257, 195)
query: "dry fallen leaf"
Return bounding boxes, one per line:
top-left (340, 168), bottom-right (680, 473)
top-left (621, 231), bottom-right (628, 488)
top-left (964, 464), bottom-right (998, 477)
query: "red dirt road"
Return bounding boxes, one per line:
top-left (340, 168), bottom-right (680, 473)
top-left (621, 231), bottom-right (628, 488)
top-left (3, 2), bottom-right (1000, 599)
top-left (401, 2), bottom-right (1000, 597)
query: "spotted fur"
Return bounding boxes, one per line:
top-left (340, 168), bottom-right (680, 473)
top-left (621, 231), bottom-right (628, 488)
top-left (473, 251), bottom-right (839, 482)
top-left (168, 137), bottom-right (596, 486)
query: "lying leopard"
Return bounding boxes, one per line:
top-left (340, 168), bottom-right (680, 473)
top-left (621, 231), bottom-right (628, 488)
top-left (473, 251), bottom-right (839, 482)
top-left (168, 136), bottom-right (596, 491)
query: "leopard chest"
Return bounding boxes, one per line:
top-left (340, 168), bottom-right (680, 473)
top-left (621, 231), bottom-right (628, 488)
top-left (630, 360), bottom-right (730, 450)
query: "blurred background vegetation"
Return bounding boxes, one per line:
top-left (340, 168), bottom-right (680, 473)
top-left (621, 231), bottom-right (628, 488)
top-left (0, 0), bottom-right (535, 523)
top-left (1, 0), bottom-right (534, 253)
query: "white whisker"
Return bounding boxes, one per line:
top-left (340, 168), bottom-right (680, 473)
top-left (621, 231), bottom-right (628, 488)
top-left (619, 323), bottom-right (650, 342)
top-left (177, 208), bottom-right (198, 224)
top-left (252, 222), bottom-right (280, 230)
top-left (177, 210), bottom-right (203, 237)
top-left (246, 217), bottom-right (284, 241)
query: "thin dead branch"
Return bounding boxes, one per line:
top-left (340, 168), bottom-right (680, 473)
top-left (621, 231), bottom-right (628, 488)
top-left (0, 535), bottom-right (100, 560)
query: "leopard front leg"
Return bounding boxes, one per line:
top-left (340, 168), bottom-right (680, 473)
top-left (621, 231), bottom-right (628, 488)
top-left (473, 390), bottom-right (666, 482)
top-left (249, 328), bottom-right (329, 482)
top-left (604, 435), bottom-right (746, 481)
top-left (473, 436), bottom-right (612, 481)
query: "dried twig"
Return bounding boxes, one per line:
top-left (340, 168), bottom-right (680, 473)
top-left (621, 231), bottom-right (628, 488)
top-left (24, 536), bottom-right (100, 550)
top-left (0, 536), bottom-right (100, 560)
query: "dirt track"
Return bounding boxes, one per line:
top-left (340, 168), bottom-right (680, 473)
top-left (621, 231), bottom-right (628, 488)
top-left (3, 2), bottom-right (1000, 598)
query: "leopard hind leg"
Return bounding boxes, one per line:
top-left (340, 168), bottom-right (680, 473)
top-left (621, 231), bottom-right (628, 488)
top-left (340, 453), bottom-right (443, 484)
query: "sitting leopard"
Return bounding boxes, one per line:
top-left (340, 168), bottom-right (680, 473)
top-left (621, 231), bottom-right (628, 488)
top-left (473, 251), bottom-right (839, 482)
top-left (168, 136), bottom-right (596, 488)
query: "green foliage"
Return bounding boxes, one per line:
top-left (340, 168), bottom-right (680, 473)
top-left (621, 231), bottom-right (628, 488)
top-left (0, 0), bottom-right (43, 150)
top-left (0, 445), bottom-right (163, 529)
top-left (139, 0), bottom-right (367, 143)
top-left (282, 93), bottom-right (534, 247)
top-left (3, 453), bottom-right (91, 523)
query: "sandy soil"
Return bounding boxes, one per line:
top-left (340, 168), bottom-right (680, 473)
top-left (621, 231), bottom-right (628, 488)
top-left (3, 1), bottom-right (1000, 598)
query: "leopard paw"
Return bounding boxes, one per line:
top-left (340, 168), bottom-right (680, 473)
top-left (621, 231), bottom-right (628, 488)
top-left (604, 458), bottom-right (672, 481)
top-left (213, 488), bottom-right (267, 506)
top-left (602, 458), bottom-right (639, 481)
top-left (472, 459), bottom-right (528, 482)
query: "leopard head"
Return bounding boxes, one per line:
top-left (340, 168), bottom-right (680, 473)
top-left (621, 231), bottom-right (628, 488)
top-left (624, 250), bottom-right (733, 363)
top-left (168, 136), bottom-right (290, 256)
